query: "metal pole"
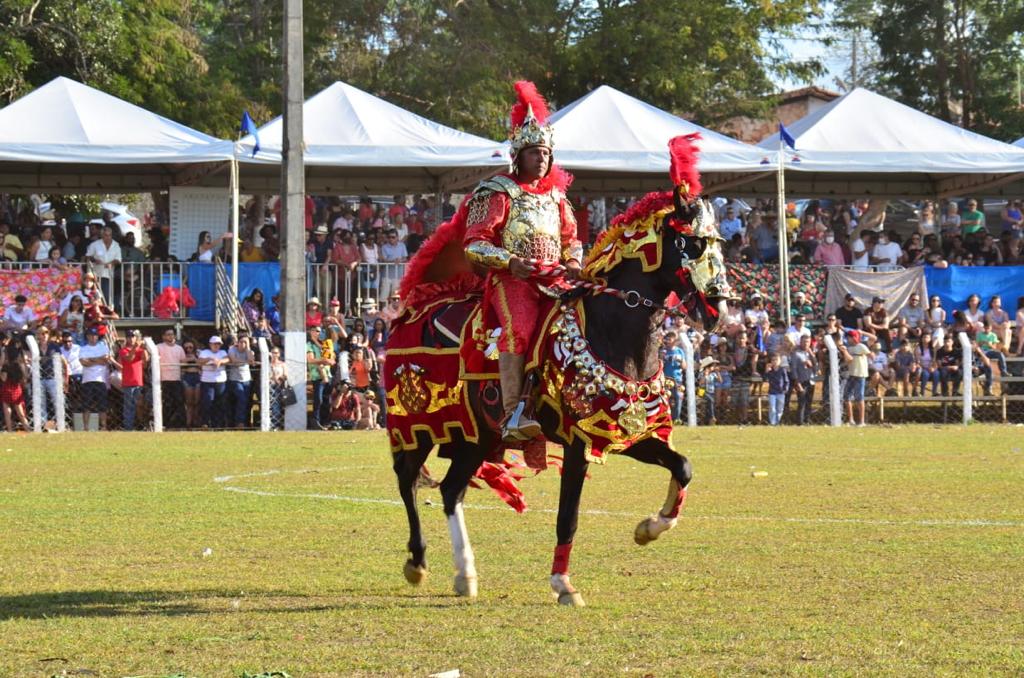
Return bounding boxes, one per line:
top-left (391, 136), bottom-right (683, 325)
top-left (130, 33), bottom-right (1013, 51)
top-left (53, 354), bottom-right (65, 433)
top-left (958, 331), bottom-right (973, 423)
top-left (144, 337), bottom-right (163, 432)
top-left (231, 156), bottom-right (240, 301)
top-left (823, 334), bottom-right (842, 426)
top-left (281, 0), bottom-right (308, 431)
top-left (25, 335), bottom-right (42, 433)
top-left (775, 142), bottom-right (791, 324)
top-left (258, 337), bottom-right (271, 432)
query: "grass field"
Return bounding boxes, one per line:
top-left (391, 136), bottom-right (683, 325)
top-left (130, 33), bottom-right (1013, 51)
top-left (1, 426), bottom-right (1022, 677)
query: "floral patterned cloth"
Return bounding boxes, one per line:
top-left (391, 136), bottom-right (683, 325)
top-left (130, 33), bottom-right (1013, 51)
top-left (726, 264), bottom-right (828, 319)
top-left (0, 268), bottom-right (82, 325)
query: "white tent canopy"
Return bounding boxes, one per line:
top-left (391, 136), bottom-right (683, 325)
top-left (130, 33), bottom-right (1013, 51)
top-left (233, 81), bottom-right (507, 193)
top-left (1014, 136), bottom-right (1024, 147)
top-left (0, 76), bottom-right (235, 192)
top-left (755, 88), bottom-right (1024, 199)
top-left (545, 85), bottom-right (772, 195)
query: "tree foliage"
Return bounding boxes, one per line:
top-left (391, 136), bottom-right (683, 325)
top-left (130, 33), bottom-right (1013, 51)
top-left (872, 0), bottom-right (1024, 139)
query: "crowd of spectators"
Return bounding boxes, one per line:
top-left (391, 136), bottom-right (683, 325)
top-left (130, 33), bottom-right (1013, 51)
top-left (710, 197), bottom-right (1024, 268)
top-left (659, 291), bottom-right (1024, 426)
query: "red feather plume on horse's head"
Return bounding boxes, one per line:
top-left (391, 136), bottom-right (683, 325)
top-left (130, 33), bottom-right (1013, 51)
top-left (511, 80), bottom-right (551, 128)
top-left (668, 133), bottom-right (702, 198)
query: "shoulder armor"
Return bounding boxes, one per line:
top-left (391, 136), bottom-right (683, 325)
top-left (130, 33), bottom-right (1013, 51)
top-left (476, 175), bottom-right (522, 199)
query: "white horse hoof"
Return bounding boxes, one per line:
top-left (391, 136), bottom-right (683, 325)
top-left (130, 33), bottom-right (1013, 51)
top-left (404, 560), bottom-right (428, 585)
top-left (557, 591), bottom-right (586, 607)
top-left (454, 574), bottom-right (478, 597)
top-left (634, 514), bottom-right (677, 546)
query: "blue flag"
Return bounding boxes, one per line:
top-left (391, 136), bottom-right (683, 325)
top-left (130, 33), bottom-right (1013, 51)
top-left (779, 122), bottom-right (796, 150)
top-left (240, 111), bottom-right (260, 158)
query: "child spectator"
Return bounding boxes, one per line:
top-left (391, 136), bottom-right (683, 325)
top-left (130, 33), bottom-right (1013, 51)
top-left (936, 334), bottom-right (961, 396)
top-left (764, 353), bottom-right (789, 426)
top-left (892, 340), bottom-right (919, 397)
top-left (916, 333), bottom-right (940, 396)
top-left (357, 391), bottom-right (381, 430)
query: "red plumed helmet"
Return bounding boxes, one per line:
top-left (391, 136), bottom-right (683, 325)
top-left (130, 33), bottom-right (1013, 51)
top-left (509, 80), bottom-right (555, 154)
top-left (668, 133), bottom-right (702, 198)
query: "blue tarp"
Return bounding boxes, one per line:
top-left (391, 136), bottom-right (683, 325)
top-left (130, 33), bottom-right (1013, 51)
top-left (187, 263), bottom-right (281, 321)
top-left (924, 265), bottom-right (1024, 314)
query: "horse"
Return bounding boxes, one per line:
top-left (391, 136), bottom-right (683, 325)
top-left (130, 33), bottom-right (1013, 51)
top-left (387, 176), bottom-right (730, 608)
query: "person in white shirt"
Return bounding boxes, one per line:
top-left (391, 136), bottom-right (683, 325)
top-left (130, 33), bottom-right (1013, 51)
top-left (870, 230), bottom-right (903, 271)
top-left (2, 295), bottom-right (37, 331)
top-left (85, 226), bottom-right (122, 302)
top-left (786, 314), bottom-right (812, 346)
top-left (78, 328), bottom-right (113, 430)
top-left (379, 229), bottom-right (409, 298)
top-left (851, 229), bottom-right (874, 270)
top-left (198, 335), bottom-right (228, 428)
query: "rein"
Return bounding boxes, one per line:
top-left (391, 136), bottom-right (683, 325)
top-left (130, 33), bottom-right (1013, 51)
top-left (528, 260), bottom-right (690, 318)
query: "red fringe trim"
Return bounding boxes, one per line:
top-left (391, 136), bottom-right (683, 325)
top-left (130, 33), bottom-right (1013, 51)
top-left (610, 191), bottom-right (674, 229)
top-left (470, 462), bottom-right (527, 513)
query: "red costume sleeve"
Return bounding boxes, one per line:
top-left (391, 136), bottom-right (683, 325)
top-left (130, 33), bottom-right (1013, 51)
top-left (559, 198), bottom-right (582, 263)
top-left (463, 191), bottom-right (510, 247)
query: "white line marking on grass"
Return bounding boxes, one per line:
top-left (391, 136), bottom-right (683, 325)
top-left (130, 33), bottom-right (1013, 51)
top-left (218, 485), bottom-right (1024, 529)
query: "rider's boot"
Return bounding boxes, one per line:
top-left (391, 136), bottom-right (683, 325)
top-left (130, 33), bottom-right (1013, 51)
top-left (499, 352), bottom-right (541, 442)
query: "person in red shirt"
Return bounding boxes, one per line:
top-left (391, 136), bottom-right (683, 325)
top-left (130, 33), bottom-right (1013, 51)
top-left (329, 380), bottom-right (360, 430)
top-left (118, 329), bottom-right (149, 431)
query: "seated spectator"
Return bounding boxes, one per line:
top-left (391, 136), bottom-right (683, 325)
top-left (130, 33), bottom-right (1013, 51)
top-left (891, 340), bottom-right (919, 396)
top-left (975, 319), bottom-right (1007, 395)
top-left (239, 235), bottom-right (264, 263)
top-left (329, 380), bottom-right (360, 430)
top-left (896, 292), bottom-right (925, 342)
top-left (867, 335), bottom-right (895, 396)
top-left (985, 295), bottom-right (1010, 342)
top-left (834, 293), bottom-right (864, 331)
top-left (975, 234), bottom-right (1003, 266)
top-left (916, 333), bottom-right (940, 396)
top-left (2, 295), bottom-right (38, 332)
top-left (719, 207), bottom-right (744, 242)
top-left (963, 294), bottom-right (985, 333)
top-left (902, 233), bottom-right (926, 266)
top-left (356, 390), bottom-right (381, 430)
top-left (790, 291), bottom-right (814, 321)
top-left (28, 225), bottom-right (56, 262)
top-left (242, 288), bottom-right (267, 335)
top-left (863, 296), bottom-right (891, 351)
top-left (870, 230), bottom-right (902, 271)
top-left (259, 224), bottom-right (281, 261)
top-left (960, 198), bottom-right (986, 241)
top-left (0, 221), bottom-right (25, 261)
top-left (720, 299), bottom-right (745, 338)
top-left (936, 334), bottom-right (961, 396)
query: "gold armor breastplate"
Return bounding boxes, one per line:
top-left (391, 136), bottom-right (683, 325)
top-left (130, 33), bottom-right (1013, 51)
top-left (487, 176), bottom-right (562, 262)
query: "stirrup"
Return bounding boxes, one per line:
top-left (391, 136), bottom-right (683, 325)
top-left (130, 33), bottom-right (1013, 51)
top-left (501, 399), bottom-right (541, 442)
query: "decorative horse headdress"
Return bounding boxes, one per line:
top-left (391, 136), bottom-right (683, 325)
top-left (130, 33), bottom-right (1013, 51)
top-left (509, 81), bottom-right (555, 156)
top-left (667, 134), bottom-right (718, 240)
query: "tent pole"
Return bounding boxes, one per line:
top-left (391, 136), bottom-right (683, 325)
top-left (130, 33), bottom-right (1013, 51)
top-left (230, 155), bottom-right (240, 300)
top-left (775, 140), bottom-right (791, 324)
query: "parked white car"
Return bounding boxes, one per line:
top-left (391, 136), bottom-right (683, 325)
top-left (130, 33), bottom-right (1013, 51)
top-left (99, 201), bottom-right (143, 244)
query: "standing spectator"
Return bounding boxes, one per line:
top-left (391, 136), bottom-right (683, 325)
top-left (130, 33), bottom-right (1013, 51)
top-left (59, 331), bottom-right (83, 424)
top-left (916, 333), bottom-right (940, 396)
top-left (79, 327), bottom-right (113, 431)
top-left (28, 225), bottom-right (56, 262)
top-left (259, 224), bottom-right (281, 262)
top-left (35, 327), bottom-right (65, 427)
top-left (2, 295), bottom-right (38, 332)
top-left (940, 201), bottom-right (961, 238)
top-left (839, 330), bottom-right (872, 426)
top-left (226, 332), bottom-right (255, 428)
top-left (118, 330), bottom-right (148, 431)
top-left (307, 325), bottom-right (334, 429)
top-left (850, 229), bottom-right (874, 270)
top-left (198, 336), bottom-right (228, 428)
top-left (960, 199), bottom-right (986, 241)
top-left (379, 229), bottom-right (408, 299)
top-left (731, 331), bottom-right (758, 425)
top-left (359, 231), bottom-right (381, 299)
top-left (812, 229), bottom-right (845, 265)
top-left (863, 297), bottom-right (892, 351)
top-left (0, 361), bottom-right (29, 432)
top-left (764, 354), bottom-right (789, 426)
top-left (1000, 199), bottom-right (1023, 237)
top-left (917, 201), bottom-right (938, 237)
top-left (719, 207), bottom-right (744, 242)
top-left (870, 230), bottom-right (902, 271)
top-left (85, 226), bottom-right (122, 302)
top-left (750, 216), bottom-right (777, 262)
top-left (181, 340), bottom-right (201, 428)
top-left (790, 334), bottom-right (817, 425)
top-left (156, 328), bottom-right (186, 429)
top-left (698, 357), bottom-right (720, 425)
top-left (269, 345), bottom-right (287, 429)
top-left (902, 233), bottom-right (926, 266)
top-left (661, 331), bottom-right (685, 425)
top-left (0, 221), bottom-right (25, 261)
top-left (834, 293), bottom-right (864, 331)
top-left (786, 313), bottom-right (812, 348)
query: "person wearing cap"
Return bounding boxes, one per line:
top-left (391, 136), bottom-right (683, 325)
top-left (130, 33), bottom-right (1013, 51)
top-left (117, 330), bottom-right (149, 431)
top-left (697, 356), bottom-right (721, 425)
top-left (2, 295), bottom-right (38, 332)
top-left (198, 335), bottom-right (229, 428)
top-left (838, 329), bottom-right (873, 426)
top-left (79, 327), bottom-right (115, 430)
top-left (305, 297), bottom-right (323, 330)
top-left (764, 353), bottom-right (789, 426)
top-left (790, 290), bottom-right (815, 321)
top-left (34, 326), bottom-right (66, 427)
top-left (834, 293), bottom-right (864, 331)
top-left (863, 296), bottom-right (891, 352)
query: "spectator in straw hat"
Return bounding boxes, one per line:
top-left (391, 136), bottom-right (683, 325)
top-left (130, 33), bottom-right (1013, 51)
top-left (198, 335), bottom-right (228, 428)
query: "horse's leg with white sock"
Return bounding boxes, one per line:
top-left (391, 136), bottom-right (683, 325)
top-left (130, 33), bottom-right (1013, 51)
top-left (447, 502), bottom-right (478, 597)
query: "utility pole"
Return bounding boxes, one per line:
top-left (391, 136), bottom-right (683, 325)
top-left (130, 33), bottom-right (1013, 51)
top-left (851, 31), bottom-right (858, 89)
top-left (281, 0), bottom-right (307, 431)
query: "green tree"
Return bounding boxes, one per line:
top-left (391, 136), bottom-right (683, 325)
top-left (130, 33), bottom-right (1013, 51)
top-left (873, 0), bottom-right (1024, 138)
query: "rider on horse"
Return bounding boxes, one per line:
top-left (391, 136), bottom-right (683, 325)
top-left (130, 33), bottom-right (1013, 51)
top-left (463, 81), bottom-right (583, 444)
